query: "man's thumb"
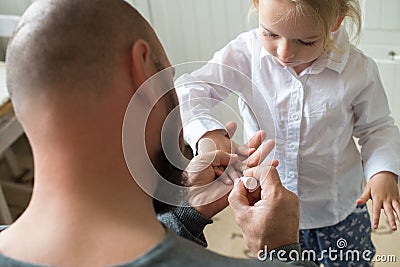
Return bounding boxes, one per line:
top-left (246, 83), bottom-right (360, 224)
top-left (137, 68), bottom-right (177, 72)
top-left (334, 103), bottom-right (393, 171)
top-left (228, 179), bottom-right (249, 212)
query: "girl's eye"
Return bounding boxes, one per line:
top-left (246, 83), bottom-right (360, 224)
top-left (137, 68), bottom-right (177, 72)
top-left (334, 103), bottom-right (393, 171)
top-left (262, 31), bottom-right (279, 39)
top-left (299, 40), bottom-right (316, 46)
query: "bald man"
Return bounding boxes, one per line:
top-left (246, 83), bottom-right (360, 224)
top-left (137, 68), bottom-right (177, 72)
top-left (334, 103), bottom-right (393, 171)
top-left (0, 0), bottom-right (316, 266)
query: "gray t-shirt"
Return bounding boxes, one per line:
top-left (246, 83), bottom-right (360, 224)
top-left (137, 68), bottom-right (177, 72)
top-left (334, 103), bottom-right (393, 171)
top-left (0, 207), bottom-right (316, 266)
top-left (0, 230), bottom-right (315, 267)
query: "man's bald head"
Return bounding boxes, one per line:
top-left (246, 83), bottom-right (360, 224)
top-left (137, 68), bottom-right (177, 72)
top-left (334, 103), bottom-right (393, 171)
top-left (6, 0), bottom-right (160, 102)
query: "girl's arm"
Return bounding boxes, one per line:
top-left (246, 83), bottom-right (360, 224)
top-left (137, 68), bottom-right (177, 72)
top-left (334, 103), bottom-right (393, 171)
top-left (353, 58), bottom-right (400, 230)
top-left (175, 30), bottom-right (255, 155)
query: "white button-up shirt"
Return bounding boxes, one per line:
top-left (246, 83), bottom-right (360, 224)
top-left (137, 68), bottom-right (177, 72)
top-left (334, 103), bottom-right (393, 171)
top-left (175, 27), bottom-right (400, 229)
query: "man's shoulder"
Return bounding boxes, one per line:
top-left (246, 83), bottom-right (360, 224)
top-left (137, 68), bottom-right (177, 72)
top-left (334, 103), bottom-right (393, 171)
top-left (0, 227), bottom-right (313, 267)
top-left (126, 230), bottom-right (305, 267)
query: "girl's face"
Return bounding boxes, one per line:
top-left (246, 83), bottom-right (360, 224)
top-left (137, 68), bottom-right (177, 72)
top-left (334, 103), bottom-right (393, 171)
top-left (258, 0), bottom-right (326, 74)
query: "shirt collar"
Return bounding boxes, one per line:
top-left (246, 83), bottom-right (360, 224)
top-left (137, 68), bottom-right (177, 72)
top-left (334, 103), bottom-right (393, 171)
top-left (258, 26), bottom-right (350, 75)
top-left (325, 26), bottom-right (351, 74)
top-left (259, 45), bottom-right (269, 69)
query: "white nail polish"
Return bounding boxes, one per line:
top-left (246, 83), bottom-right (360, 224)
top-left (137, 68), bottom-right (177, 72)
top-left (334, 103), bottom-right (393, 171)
top-left (241, 176), bottom-right (258, 192)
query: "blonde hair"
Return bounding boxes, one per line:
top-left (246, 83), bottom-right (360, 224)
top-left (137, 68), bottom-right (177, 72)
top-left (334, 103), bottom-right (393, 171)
top-left (250, 0), bottom-right (362, 47)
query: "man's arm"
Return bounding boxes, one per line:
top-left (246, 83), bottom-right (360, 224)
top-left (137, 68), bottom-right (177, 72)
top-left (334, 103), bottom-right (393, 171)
top-left (157, 206), bottom-right (212, 247)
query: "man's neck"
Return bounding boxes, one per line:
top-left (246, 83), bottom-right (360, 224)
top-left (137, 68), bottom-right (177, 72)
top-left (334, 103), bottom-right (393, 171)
top-left (0, 143), bottom-right (166, 266)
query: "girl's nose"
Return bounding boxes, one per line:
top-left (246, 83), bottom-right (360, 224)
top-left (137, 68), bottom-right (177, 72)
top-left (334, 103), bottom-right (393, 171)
top-left (277, 39), bottom-right (295, 61)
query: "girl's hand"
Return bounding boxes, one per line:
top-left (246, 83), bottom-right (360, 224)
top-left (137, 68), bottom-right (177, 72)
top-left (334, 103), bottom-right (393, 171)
top-left (197, 121), bottom-right (272, 184)
top-left (357, 171), bottom-right (400, 230)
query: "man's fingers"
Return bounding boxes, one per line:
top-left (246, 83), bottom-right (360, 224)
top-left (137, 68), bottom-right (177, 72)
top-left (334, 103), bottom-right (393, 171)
top-left (228, 180), bottom-right (250, 213)
top-left (270, 159), bottom-right (279, 168)
top-left (187, 151), bottom-right (238, 173)
top-left (243, 165), bottom-right (282, 189)
top-left (259, 167), bottom-right (282, 191)
top-left (189, 179), bottom-right (231, 207)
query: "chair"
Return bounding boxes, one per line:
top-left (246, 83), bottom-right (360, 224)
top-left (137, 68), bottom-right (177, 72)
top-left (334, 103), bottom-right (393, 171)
top-left (0, 14), bottom-right (24, 224)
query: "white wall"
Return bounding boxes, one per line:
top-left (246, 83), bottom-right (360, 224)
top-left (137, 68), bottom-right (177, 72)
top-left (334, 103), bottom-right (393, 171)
top-left (358, 0), bottom-right (400, 127)
top-left (359, 0), bottom-right (400, 47)
top-left (0, 0), bottom-right (32, 60)
top-left (0, 0), bottom-right (31, 15)
top-left (129, 0), bottom-right (255, 65)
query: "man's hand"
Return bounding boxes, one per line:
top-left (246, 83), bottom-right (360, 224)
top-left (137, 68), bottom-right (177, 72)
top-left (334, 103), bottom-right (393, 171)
top-left (185, 150), bottom-right (241, 219)
top-left (357, 171), bottom-right (400, 230)
top-left (185, 136), bottom-right (274, 219)
top-left (228, 162), bottom-right (300, 256)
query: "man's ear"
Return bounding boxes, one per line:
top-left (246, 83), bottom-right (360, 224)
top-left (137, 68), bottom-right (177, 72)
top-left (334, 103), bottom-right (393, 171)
top-left (332, 17), bottom-right (345, 32)
top-left (130, 39), bottom-right (154, 88)
top-left (130, 39), bottom-right (158, 103)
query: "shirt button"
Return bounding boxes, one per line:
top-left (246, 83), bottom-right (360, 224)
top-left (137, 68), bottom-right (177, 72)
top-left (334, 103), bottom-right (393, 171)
top-left (291, 113), bottom-right (300, 121)
top-left (295, 81), bottom-right (302, 88)
top-left (288, 171), bottom-right (296, 178)
top-left (289, 143), bottom-right (296, 150)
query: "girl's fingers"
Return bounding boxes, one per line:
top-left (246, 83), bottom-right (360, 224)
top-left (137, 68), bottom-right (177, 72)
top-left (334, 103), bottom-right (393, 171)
top-left (233, 142), bottom-right (254, 157)
top-left (225, 165), bottom-right (241, 181)
top-left (246, 139), bottom-right (275, 168)
top-left (372, 199), bottom-right (382, 229)
top-left (233, 160), bottom-right (247, 173)
top-left (383, 201), bottom-right (397, 230)
top-left (393, 200), bottom-right (400, 229)
top-left (219, 172), bottom-right (233, 185)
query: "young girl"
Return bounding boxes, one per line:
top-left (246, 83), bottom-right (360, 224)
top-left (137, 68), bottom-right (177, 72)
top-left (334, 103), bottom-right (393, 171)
top-left (175, 0), bottom-right (400, 266)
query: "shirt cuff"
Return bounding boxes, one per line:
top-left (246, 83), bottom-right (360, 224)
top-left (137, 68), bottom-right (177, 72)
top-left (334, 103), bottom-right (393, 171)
top-left (173, 206), bottom-right (213, 237)
top-left (364, 160), bottom-right (400, 182)
top-left (183, 118), bottom-right (226, 154)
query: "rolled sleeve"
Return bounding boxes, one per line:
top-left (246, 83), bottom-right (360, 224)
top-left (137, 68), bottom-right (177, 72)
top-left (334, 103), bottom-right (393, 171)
top-left (353, 60), bottom-right (400, 181)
